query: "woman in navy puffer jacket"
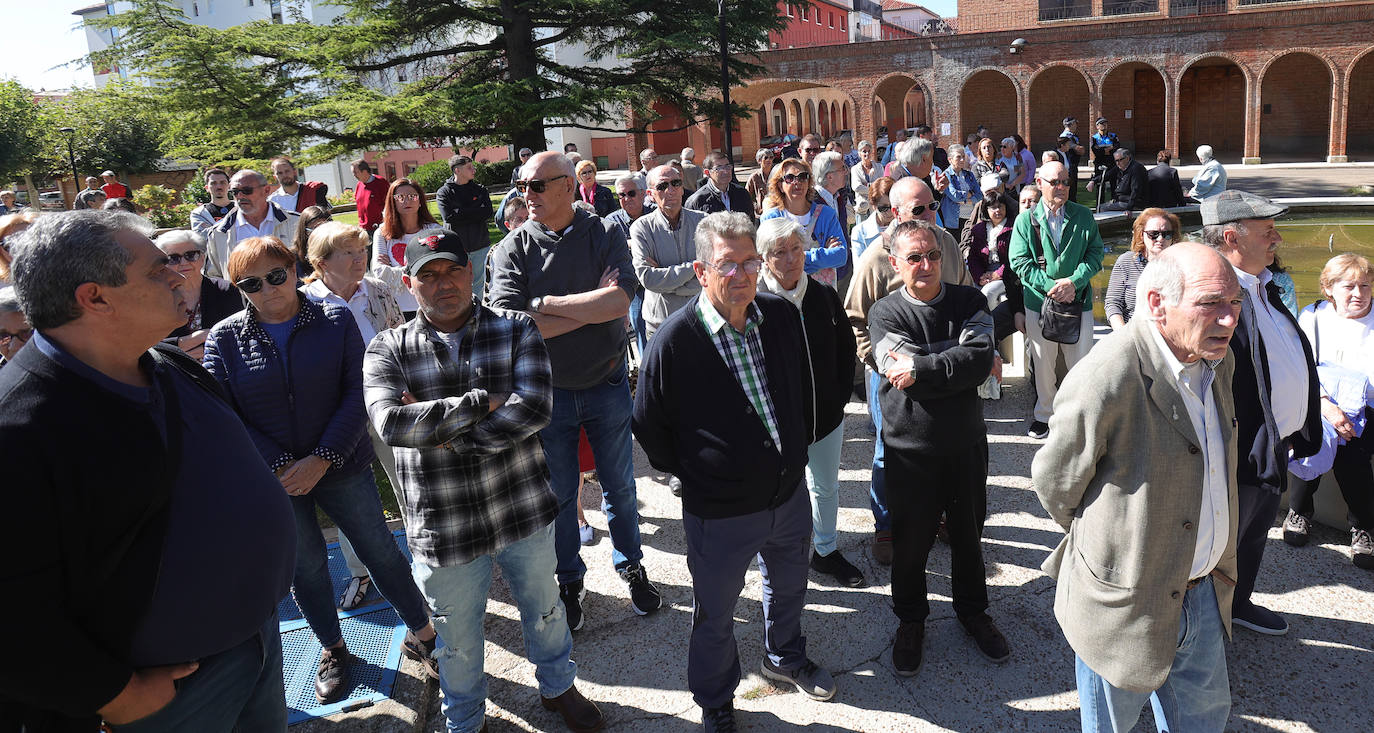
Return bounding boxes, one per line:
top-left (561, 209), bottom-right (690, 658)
top-left (203, 236), bottom-right (437, 703)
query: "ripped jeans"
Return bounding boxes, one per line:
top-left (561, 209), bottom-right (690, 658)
top-left (412, 523), bottom-right (576, 733)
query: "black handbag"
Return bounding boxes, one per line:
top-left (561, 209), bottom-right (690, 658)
top-left (1028, 216), bottom-right (1083, 344)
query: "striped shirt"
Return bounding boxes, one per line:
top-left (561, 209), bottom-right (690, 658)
top-left (363, 300), bottom-right (556, 567)
top-left (696, 298), bottom-right (782, 452)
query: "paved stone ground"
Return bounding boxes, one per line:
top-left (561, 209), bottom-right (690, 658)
top-left (298, 373), bottom-right (1374, 732)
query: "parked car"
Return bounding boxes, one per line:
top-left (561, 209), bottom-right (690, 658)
top-left (759, 133), bottom-right (797, 157)
top-left (38, 191), bottom-right (64, 211)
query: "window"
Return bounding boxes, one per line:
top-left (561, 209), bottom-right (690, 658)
top-left (801, 7), bottom-right (807, 21)
top-left (829, 12), bottom-right (835, 27)
top-left (787, 4), bottom-right (793, 16)
top-left (403, 162), bottom-right (418, 177)
top-left (1103, 0), bottom-right (1157, 14)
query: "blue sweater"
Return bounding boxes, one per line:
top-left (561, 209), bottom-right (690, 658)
top-left (761, 203), bottom-right (848, 275)
top-left (203, 295), bottom-right (373, 476)
top-left (632, 293), bottom-right (814, 519)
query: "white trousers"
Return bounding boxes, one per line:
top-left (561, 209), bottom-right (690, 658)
top-left (1025, 308), bottom-right (1096, 423)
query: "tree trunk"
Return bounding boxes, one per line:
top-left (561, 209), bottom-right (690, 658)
top-left (500, 0), bottom-right (547, 154)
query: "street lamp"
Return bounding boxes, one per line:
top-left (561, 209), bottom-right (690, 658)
top-left (59, 127), bottom-right (78, 209)
top-left (718, 0), bottom-right (733, 165)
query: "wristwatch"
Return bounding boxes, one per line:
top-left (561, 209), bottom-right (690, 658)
top-left (529, 296), bottom-right (544, 314)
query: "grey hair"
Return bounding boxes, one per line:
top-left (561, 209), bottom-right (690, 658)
top-left (811, 151), bottom-right (844, 185)
top-left (695, 211), bottom-right (757, 264)
top-left (755, 217), bottom-right (806, 258)
top-left (0, 287), bottom-right (21, 315)
top-left (1196, 145), bottom-right (1214, 162)
top-left (1200, 220), bottom-right (1248, 250)
top-left (897, 137), bottom-right (934, 168)
top-left (755, 148), bottom-right (773, 163)
top-left (232, 168), bottom-right (268, 186)
top-left (681, 147), bottom-right (696, 161)
top-left (888, 218), bottom-right (943, 255)
top-left (948, 144), bottom-right (965, 158)
top-left (1134, 248), bottom-right (1188, 312)
top-left (613, 173), bottom-right (643, 192)
top-left (10, 211), bottom-right (153, 330)
top-left (154, 229), bottom-right (208, 252)
top-left (639, 148), bottom-right (658, 161)
top-left (857, 140), bottom-right (873, 152)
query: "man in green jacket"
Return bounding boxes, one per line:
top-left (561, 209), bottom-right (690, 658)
top-left (1009, 161), bottom-right (1104, 439)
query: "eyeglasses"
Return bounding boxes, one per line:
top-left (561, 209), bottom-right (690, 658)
top-left (906, 203), bottom-right (933, 218)
top-left (513, 175), bottom-right (569, 194)
top-left (393, 192), bottom-right (421, 202)
top-left (615, 191), bottom-right (639, 200)
top-left (228, 186), bottom-right (258, 197)
top-left (235, 267), bottom-right (290, 294)
top-left (901, 249), bottom-right (944, 265)
top-left (709, 164), bottom-right (733, 172)
top-left (701, 258), bottom-right (764, 278)
top-left (799, 147), bottom-right (820, 154)
top-left (653, 179), bottom-right (684, 192)
top-left (164, 250), bottom-right (204, 266)
top-left (0, 328), bottom-right (32, 347)
top-left (1042, 179), bottom-right (1073, 188)
top-left (874, 204), bottom-right (892, 214)
top-left (781, 171), bottom-right (811, 184)
top-left (1143, 230), bottom-right (1174, 241)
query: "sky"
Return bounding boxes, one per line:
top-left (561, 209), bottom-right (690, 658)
top-left (5, 2), bottom-right (97, 91)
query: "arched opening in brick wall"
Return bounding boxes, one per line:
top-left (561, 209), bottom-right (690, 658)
top-left (959, 70), bottom-right (1017, 145)
top-left (819, 100), bottom-right (831, 137)
top-left (757, 106), bottom-right (768, 137)
top-left (1028, 66), bottom-right (1090, 151)
top-left (806, 99), bottom-right (818, 135)
top-left (842, 102), bottom-right (851, 132)
top-left (771, 99), bottom-right (788, 139)
top-left (1179, 57), bottom-right (1246, 163)
top-left (1100, 63), bottom-right (1167, 162)
top-left (1349, 51), bottom-right (1374, 161)
top-left (790, 100), bottom-right (804, 136)
top-left (831, 102), bottom-right (841, 136)
top-left (1260, 52), bottom-right (1332, 162)
top-left (872, 74), bottom-right (931, 144)
top-left (873, 100), bottom-right (885, 135)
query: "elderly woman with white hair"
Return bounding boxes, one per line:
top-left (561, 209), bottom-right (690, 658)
top-left (812, 151), bottom-right (852, 273)
top-left (1189, 145), bottom-right (1228, 201)
top-left (756, 217), bottom-right (864, 587)
top-left (156, 228), bottom-right (243, 358)
top-left (850, 140), bottom-right (880, 215)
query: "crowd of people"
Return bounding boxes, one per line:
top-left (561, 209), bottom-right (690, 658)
top-left (1, 121), bottom-right (1366, 733)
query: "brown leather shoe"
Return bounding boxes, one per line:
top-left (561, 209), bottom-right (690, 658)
top-left (873, 530), bottom-right (893, 566)
top-left (540, 683), bottom-right (604, 732)
top-left (315, 644), bottom-right (354, 703)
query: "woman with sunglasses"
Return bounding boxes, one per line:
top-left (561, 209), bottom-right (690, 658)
top-left (574, 160), bottom-right (616, 217)
top-left (759, 158), bottom-right (847, 289)
top-left (204, 236), bottom-right (439, 703)
top-left (156, 229), bottom-right (243, 360)
top-left (850, 176), bottom-right (896, 265)
top-left (292, 205), bottom-right (334, 278)
top-left (1104, 208), bottom-right (1181, 330)
top-left (373, 178), bottom-right (440, 319)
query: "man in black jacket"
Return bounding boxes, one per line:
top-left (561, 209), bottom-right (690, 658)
top-left (0, 211), bottom-right (295, 731)
top-left (436, 155), bottom-right (495, 292)
top-left (1147, 150), bottom-right (1187, 209)
top-left (683, 152), bottom-right (753, 220)
top-left (1201, 190), bottom-right (1321, 636)
top-left (1093, 148), bottom-right (1149, 212)
top-left (632, 212), bottom-right (836, 732)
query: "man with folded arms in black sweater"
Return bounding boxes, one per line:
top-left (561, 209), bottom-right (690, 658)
top-left (868, 218), bottom-right (1009, 677)
top-left (633, 211), bottom-right (836, 732)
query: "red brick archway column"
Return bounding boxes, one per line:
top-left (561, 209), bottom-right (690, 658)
top-left (1242, 72), bottom-right (1261, 164)
top-left (1329, 68), bottom-right (1348, 162)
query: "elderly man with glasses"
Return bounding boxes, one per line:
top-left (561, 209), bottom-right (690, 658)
top-left (633, 165), bottom-right (707, 344)
top-left (685, 152), bottom-right (753, 220)
top-left (1009, 161), bottom-right (1104, 440)
top-left (1090, 147), bottom-right (1149, 213)
top-left (204, 169), bottom-right (300, 279)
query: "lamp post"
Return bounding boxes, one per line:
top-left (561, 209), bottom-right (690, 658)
top-left (718, 0), bottom-right (732, 165)
top-left (59, 127), bottom-right (78, 209)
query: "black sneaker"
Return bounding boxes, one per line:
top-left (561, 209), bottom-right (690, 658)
top-left (1232, 601), bottom-right (1288, 636)
top-left (1352, 528), bottom-right (1374, 569)
top-left (892, 621), bottom-right (924, 677)
top-left (1028, 420), bottom-right (1050, 439)
top-left (315, 644), bottom-right (354, 703)
top-left (960, 613), bottom-right (1011, 663)
top-left (810, 550), bottom-right (866, 587)
top-left (702, 702), bottom-right (737, 732)
top-left (560, 580), bottom-right (586, 632)
top-left (620, 564), bottom-right (662, 615)
top-left (760, 657), bottom-right (836, 701)
top-left (1282, 510), bottom-right (1310, 547)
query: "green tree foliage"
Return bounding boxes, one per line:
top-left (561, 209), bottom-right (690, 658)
top-left (87, 0), bottom-right (797, 164)
top-left (0, 80), bottom-right (47, 183)
top-left (39, 83), bottom-right (171, 180)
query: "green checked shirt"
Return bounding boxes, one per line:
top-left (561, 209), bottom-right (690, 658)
top-left (696, 298), bottom-right (782, 453)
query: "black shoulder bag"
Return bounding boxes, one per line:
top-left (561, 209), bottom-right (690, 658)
top-left (1028, 216), bottom-right (1083, 344)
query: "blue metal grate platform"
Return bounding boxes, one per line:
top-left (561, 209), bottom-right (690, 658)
top-left (280, 529), bottom-right (413, 724)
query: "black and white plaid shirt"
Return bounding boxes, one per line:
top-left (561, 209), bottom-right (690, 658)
top-left (364, 300), bottom-right (556, 567)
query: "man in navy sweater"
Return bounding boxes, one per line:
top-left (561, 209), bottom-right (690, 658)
top-left (633, 211), bottom-right (835, 733)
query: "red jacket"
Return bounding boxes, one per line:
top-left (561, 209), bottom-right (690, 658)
top-left (101, 181), bottom-right (132, 200)
top-left (355, 175), bottom-right (390, 232)
top-left (294, 180), bottom-right (329, 212)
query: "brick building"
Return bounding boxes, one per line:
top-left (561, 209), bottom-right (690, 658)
top-left (627, 0), bottom-right (1374, 166)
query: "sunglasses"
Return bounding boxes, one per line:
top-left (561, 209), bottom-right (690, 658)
top-left (615, 191), bottom-right (639, 200)
top-left (799, 147), bottom-right (821, 154)
top-left (1143, 230), bottom-right (1175, 241)
top-left (235, 267), bottom-right (291, 294)
top-left (901, 249), bottom-right (944, 265)
top-left (906, 203), bottom-right (933, 218)
top-left (165, 250), bottom-right (204, 266)
top-left (874, 204), bottom-right (892, 214)
top-left (781, 171), bottom-right (811, 184)
top-left (702, 259), bottom-right (764, 278)
top-left (228, 186), bottom-right (258, 197)
top-left (1042, 179), bottom-right (1073, 188)
top-left (513, 175), bottom-right (569, 194)
top-left (393, 192), bottom-right (421, 202)
top-left (654, 179), bottom-right (684, 192)
top-left (0, 328), bottom-right (32, 347)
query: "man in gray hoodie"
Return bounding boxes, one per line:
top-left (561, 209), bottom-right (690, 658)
top-left (487, 152), bottom-right (662, 633)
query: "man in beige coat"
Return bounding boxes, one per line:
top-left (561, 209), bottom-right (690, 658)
top-left (1032, 243), bottom-right (1242, 733)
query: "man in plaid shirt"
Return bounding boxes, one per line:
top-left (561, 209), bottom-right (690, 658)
top-left (364, 230), bottom-right (603, 733)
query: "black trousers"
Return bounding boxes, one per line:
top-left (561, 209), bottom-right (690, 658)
top-left (1234, 483), bottom-right (1282, 611)
top-left (884, 441), bottom-right (989, 623)
top-left (1290, 425), bottom-right (1374, 531)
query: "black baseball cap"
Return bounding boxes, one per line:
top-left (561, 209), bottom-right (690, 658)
top-left (404, 230), bottom-right (469, 276)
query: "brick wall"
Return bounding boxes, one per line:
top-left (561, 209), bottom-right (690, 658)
top-left (1349, 52), bottom-right (1374, 159)
top-left (1259, 52), bottom-right (1335, 160)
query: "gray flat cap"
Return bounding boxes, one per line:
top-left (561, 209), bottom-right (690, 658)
top-left (1200, 189), bottom-right (1288, 226)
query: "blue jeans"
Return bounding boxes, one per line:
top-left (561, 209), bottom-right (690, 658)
top-left (629, 287), bottom-right (648, 357)
top-left (115, 612), bottom-right (285, 732)
top-left (542, 362), bottom-right (643, 584)
top-left (806, 423), bottom-right (845, 555)
top-left (289, 467), bottom-right (432, 646)
top-left (412, 524), bottom-right (576, 733)
top-left (1076, 578), bottom-right (1230, 733)
top-left (867, 369), bottom-right (891, 531)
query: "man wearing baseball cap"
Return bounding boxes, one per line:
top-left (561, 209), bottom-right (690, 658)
top-left (1200, 190), bottom-right (1321, 637)
top-left (363, 230), bottom-right (604, 733)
